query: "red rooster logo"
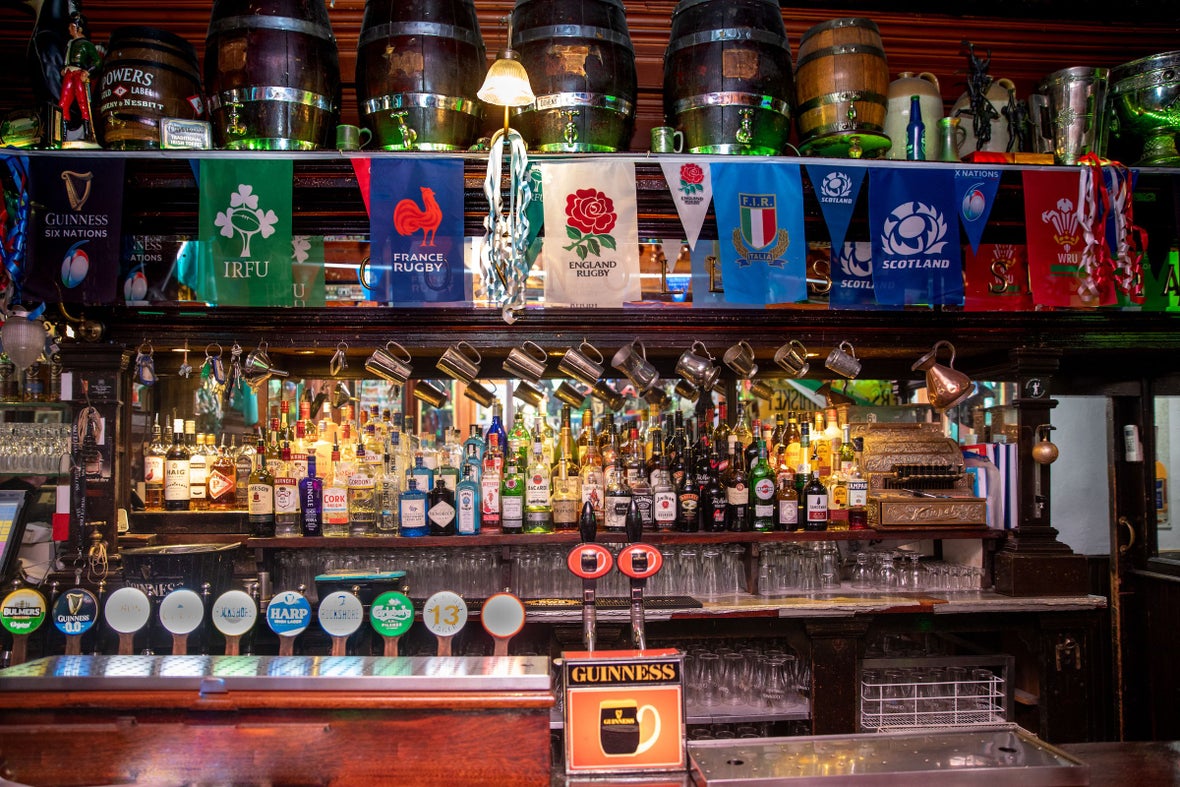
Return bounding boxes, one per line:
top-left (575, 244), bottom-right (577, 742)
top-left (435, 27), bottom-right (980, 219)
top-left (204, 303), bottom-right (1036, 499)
top-left (394, 187), bottom-right (443, 246)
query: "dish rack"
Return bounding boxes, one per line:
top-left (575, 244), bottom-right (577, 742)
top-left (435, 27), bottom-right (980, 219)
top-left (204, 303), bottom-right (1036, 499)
top-left (859, 654), bottom-right (1014, 732)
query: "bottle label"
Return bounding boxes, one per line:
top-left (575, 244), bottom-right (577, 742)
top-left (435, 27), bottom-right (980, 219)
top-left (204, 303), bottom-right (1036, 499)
top-left (400, 498), bottom-right (427, 529)
top-left (501, 496), bottom-right (523, 521)
top-left (753, 478), bottom-right (775, 502)
top-left (428, 500), bottom-right (455, 528)
top-left (292, 456), bottom-right (309, 480)
top-left (347, 474), bottom-right (375, 490)
top-left (653, 490), bottom-right (677, 527)
top-left (207, 469), bottom-right (235, 502)
top-left (779, 500), bottom-right (798, 526)
top-left (322, 486), bottom-right (348, 524)
top-left (248, 483), bottom-right (274, 516)
top-left (634, 493), bottom-right (654, 526)
top-left (189, 460), bottom-right (207, 498)
top-left (848, 479), bottom-right (868, 507)
top-left (552, 498), bottom-right (579, 527)
top-left (164, 460), bottom-right (189, 500)
top-left (145, 456), bottom-right (164, 488)
top-left (456, 488), bottom-right (478, 534)
top-left (481, 474), bottom-right (501, 515)
top-left (605, 494), bottom-right (630, 530)
top-left (525, 475), bottom-right (550, 506)
top-left (581, 480), bottom-right (603, 510)
top-left (678, 492), bottom-right (699, 518)
top-left (710, 492), bottom-right (728, 525)
top-left (831, 484), bottom-right (848, 509)
top-left (754, 503), bottom-right (775, 518)
top-left (806, 493), bottom-right (829, 522)
top-left (274, 479), bottom-right (298, 514)
top-left (726, 484), bottom-right (747, 506)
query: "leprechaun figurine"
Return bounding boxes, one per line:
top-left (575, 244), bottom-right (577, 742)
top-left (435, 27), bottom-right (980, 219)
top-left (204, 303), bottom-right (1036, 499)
top-left (58, 10), bottom-right (101, 148)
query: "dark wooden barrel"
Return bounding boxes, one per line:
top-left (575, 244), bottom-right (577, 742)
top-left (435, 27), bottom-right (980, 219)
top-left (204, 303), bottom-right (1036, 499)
top-left (204, 0), bottom-right (341, 150)
top-left (794, 17), bottom-right (891, 158)
top-left (511, 0), bottom-right (637, 152)
top-left (664, 0), bottom-right (794, 155)
top-left (96, 27), bottom-right (204, 149)
top-left (356, 0), bottom-right (486, 151)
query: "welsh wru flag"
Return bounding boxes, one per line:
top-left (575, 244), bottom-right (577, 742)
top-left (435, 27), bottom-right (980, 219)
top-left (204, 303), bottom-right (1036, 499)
top-left (195, 158), bottom-right (293, 306)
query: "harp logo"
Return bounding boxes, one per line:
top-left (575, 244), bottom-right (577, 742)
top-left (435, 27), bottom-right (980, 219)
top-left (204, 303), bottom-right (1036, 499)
top-left (61, 169), bottom-right (93, 211)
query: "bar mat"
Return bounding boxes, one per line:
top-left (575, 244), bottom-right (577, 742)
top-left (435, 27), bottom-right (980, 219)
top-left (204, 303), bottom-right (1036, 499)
top-left (524, 595), bottom-right (702, 610)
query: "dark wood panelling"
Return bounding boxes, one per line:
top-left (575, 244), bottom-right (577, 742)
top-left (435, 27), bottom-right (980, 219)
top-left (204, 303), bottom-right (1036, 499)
top-left (1, 1), bottom-right (1176, 149)
top-left (1133, 571), bottom-right (1180, 741)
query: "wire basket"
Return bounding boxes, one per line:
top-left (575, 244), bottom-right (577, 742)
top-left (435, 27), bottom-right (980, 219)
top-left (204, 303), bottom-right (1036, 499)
top-left (859, 655), bottom-right (1014, 732)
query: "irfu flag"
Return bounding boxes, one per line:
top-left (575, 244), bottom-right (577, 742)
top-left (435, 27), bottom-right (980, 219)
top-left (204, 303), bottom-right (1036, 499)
top-left (196, 158), bottom-right (293, 306)
top-left (291, 235), bottom-right (326, 307)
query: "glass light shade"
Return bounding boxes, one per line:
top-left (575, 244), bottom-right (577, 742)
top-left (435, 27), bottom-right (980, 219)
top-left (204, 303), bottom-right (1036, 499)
top-left (477, 52), bottom-right (535, 107)
top-left (1, 310), bottom-right (48, 371)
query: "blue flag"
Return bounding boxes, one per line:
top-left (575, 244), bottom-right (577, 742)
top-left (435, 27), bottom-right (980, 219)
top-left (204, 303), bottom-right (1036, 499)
top-left (805, 163), bottom-right (866, 254)
top-left (954, 167), bottom-right (1002, 254)
top-left (711, 162), bottom-right (807, 305)
top-left (869, 167), bottom-right (964, 306)
top-left (366, 158), bottom-right (467, 305)
top-left (830, 242), bottom-right (888, 310)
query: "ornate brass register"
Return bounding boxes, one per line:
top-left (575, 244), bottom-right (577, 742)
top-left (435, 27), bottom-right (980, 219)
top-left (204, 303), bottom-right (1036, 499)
top-left (850, 423), bottom-right (989, 529)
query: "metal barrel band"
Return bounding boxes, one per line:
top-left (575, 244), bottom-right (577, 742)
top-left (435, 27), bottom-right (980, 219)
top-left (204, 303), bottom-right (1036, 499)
top-left (514, 24), bottom-right (634, 50)
top-left (363, 93), bottom-right (483, 117)
top-left (358, 21), bottom-right (482, 49)
top-left (210, 87), bottom-right (336, 113)
top-left (672, 0), bottom-right (780, 15)
top-left (795, 90), bottom-right (887, 116)
top-left (796, 43), bottom-right (887, 70)
top-left (801, 16), bottom-right (881, 37)
top-left (672, 91), bottom-right (791, 117)
top-left (665, 27), bottom-right (788, 56)
top-left (207, 15), bottom-right (335, 42)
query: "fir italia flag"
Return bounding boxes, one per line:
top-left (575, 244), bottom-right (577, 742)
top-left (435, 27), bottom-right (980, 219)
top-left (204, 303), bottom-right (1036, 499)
top-left (196, 158), bottom-right (294, 306)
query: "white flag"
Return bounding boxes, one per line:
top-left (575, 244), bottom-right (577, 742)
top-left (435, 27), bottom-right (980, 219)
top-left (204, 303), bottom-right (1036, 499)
top-left (660, 157), bottom-right (713, 250)
top-left (541, 160), bottom-right (641, 307)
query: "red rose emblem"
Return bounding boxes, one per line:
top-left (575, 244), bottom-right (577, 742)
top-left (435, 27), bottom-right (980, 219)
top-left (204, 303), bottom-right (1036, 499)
top-left (565, 188), bottom-right (617, 235)
top-left (680, 163), bottom-right (704, 185)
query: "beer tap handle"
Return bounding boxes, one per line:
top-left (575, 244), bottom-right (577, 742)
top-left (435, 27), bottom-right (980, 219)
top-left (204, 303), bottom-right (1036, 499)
top-left (630, 551), bottom-right (648, 651)
top-left (625, 498), bottom-right (642, 544)
top-left (579, 501), bottom-right (596, 544)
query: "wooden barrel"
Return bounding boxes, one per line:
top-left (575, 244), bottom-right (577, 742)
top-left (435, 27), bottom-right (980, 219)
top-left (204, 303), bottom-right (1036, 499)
top-left (96, 27), bottom-right (204, 149)
top-left (794, 17), bottom-right (891, 158)
top-left (204, 0), bottom-right (341, 150)
top-left (356, 0), bottom-right (485, 151)
top-left (511, 0), bottom-right (637, 152)
top-left (664, 0), bottom-right (794, 155)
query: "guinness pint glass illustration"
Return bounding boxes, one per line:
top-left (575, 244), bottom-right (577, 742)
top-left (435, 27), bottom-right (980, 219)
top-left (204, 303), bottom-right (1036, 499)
top-left (599, 699), bottom-right (660, 756)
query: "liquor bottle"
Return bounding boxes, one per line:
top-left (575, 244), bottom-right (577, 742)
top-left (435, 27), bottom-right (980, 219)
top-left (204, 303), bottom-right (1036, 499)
top-left (290, 421), bottom-right (310, 482)
top-left (399, 478), bottom-right (428, 537)
top-left (553, 418), bottom-right (581, 477)
top-left (235, 431), bottom-right (256, 509)
top-left (630, 461), bottom-right (654, 530)
top-left (552, 455), bottom-right (581, 531)
top-left (847, 437), bottom-right (869, 530)
top-left (164, 418), bottom-right (190, 511)
top-left (770, 414), bottom-right (786, 457)
top-left (701, 453), bottom-right (727, 532)
top-left (624, 426), bottom-right (644, 488)
top-left (784, 416), bottom-right (803, 470)
top-left (795, 423), bottom-right (812, 524)
top-left (804, 460), bottom-right (830, 531)
top-left (377, 441), bottom-right (400, 535)
top-left (645, 423), bottom-right (665, 485)
top-left (732, 402), bottom-right (754, 451)
top-left (321, 442), bottom-right (349, 537)
top-left (580, 437), bottom-right (605, 526)
top-left (428, 477), bottom-right (456, 536)
top-left (668, 412), bottom-right (688, 488)
top-left (576, 408), bottom-right (595, 464)
top-left (813, 411), bottom-right (832, 479)
top-left (744, 419), bottom-right (762, 472)
top-left (485, 402), bottom-right (507, 459)
top-left (642, 404), bottom-right (661, 461)
top-left (274, 445), bottom-right (300, 538)
top-left (347, 441), bottom-right (378, 536)
top-left (676, 442), bottom-right (701, 532)
top-left (695, 434), bottom-right (714, 488)
top-left (187, 423), bottom-right (207, 510)
top-left (410, 451), bottom-right (434, 493)
top-left (507, 410), bottom-right (532, 466)
top-left (144, 414), bottom-right (166, 510)
top-left (603, 455), bottom-right (631, 533)
top-left (536, 413), bottom-right (556, 467)
top-left (749, 439), bottom-right (776, 532)
top-left (524, 440), bottom-right (553, 534)
top-left (600, 418), bottom-right (621, 467)
top-left (500, 449), bottom-right (525, 534)
top-left (712, 402), bottom-right (730, 456)
top-left (456, 463), bottom-right (481, 535)
top-left (463, 424), bottom-right (485, 482)
top-left (652, 452), bottom-right (678, 532)
top-left (695, 408), bottom-right (714, 458)
top-left (906, 94), bottom-right (926, 161)
top-left (777, 471), bottom-right (799, 531)
top-left (723, 435), bottom-right (750, 531)
top-left (247, 434), bottom-right (276, 537)
top-left (300, 453), bottom-right (323, 536)
top-left (481, 433), bottom-right (504, 531)
top-left (207, 434), bottom-right (237, 511)
top-left (436, 433), bottom-right (460, 498)
top-left (266, 418), bottom-right (284, 478)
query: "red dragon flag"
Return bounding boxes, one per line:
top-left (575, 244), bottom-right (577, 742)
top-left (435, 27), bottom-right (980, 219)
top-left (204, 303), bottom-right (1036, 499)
top-left (366, 159), bottom-right (467, 305)
top-left (540, 160), bottom-right (641, 307)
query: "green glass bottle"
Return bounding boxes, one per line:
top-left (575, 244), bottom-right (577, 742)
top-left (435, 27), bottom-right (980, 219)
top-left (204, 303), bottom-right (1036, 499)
top-left (749, 439), bottom-right (776, 532)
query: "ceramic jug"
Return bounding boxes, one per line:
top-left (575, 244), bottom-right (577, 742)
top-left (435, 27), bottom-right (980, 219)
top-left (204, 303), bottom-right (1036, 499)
top-left (884, 71), bottom-right (944, 160)
top-left (951, 77), bottom-right (1018, 154)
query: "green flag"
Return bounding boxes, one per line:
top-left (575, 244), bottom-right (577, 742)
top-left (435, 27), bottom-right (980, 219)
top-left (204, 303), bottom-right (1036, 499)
top-left (291, 235), bottom-right (326, 307)
top-left (197, 158), bottom-right (294, 306)
top-left (1142, 248), bottom-right (1180, 312)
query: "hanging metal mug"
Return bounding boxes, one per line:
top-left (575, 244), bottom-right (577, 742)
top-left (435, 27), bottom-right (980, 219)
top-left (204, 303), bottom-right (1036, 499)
top-left (554, 380), bottom-right (589, 409)
top-left (329, 341), bottom-right (349, 377)
top-left (436, 341), bottom-right (482, 383)
top-left (722, 340), bottom-right (758, 379)
top-left (825, 341), bottom-right (861, 379)
top-left (773, 340), bottom-right (810, 378)
top-left (135, 341), bottom-right (156, 386)
top-left (463, 380), bottom-right (497, 408)
top-left (558, 340), bottom-right (606, 387)
top-left (413, 380), bottom-right (450, 408)
top-left (513, 379), bottom-right (546, 407)
top-left (503, 340), bottom-right (548, 383)
top-left (675, 340), bottom-right (720, 390)
top-left (611, 339), bottom-right (659, 392)
top-left (365, 341), bottom-right (413, 384)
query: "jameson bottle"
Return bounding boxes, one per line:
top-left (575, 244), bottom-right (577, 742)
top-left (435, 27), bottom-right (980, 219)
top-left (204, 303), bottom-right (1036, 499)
top-left (247, 434), bottom-right (276, 537)
top-left (456, 463), bottom-right (481, 535)
top-left (749, 439), bottom-right (776, 532)
top-left (300, 454), bottom-right (323, 537)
